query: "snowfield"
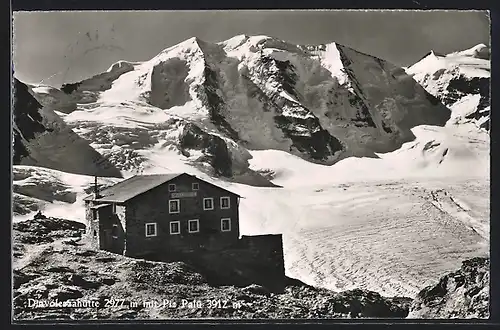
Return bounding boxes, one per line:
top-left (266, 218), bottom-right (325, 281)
top-left (240, 176), bottom-right (488, 297)
top-left (241, 122), bottom-right (489, 297)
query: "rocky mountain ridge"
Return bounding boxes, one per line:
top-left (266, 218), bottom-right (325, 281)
top-left (406, 44), bottom-right (490, 130)
top-left (12, 78), bottom-right (122, 178)
top-left (23, 35), bottom-right (451, 180)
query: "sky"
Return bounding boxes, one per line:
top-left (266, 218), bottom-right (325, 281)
top-left (12, 10), bottom-right (490, 87)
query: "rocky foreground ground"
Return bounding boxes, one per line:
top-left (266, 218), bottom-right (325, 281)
top-left (12, 217), bottom-right (488, 320)
top-left (408, 257), bottom-right (489, 318)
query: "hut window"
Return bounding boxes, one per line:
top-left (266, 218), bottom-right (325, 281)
top-left (221, 218), bottom-right (231, 232)
top-left (168, 184), bottom-right (176, 192)
top-left (93, 230), bottom-right (97, 237)
top-left (220, 197), bottom-right (231, 209)
top-left (203, 198), bottom-right (214, 210)
top-left (92, 209), bottom-right (98, 220)
top-left (145, 223), bottom-right (157, 237)
top-left (170, 221), bottom-right (180, 235)
top-left (192, 183), bottom-right (199, 191)
top-left (169, 199), bottom-right (180, 214)
top-left (188, 219), bottom-right (199, 233)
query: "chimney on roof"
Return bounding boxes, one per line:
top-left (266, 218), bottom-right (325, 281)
top-left (94, 176), bottom-right (100, 199)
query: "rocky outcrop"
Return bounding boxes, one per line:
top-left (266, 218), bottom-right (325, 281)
top-left (443, 76), bottom-right (490, 110)
top-left (283, 285), bottom-right (412, 318)
top-left (13, 217), bottom-right (86, 244)
top-left (447, 76), bottom-right (490, 129)
top-left (178, 122), bottom-right (276, 186)
top-left (408, 257), bottom-right (489, 319)
top-left (13, 78), bottom-right (123, 178)
top-left (29, 84), bottom-right (78, 114)
top-left (179, 122), bottom-right (233, 177)
top-left (13, 79), bottom-right (48, 164)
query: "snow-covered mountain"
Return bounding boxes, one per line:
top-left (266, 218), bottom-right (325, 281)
top-left (12, 36), bottom-right (490, 300)
top-left (406, 44), bottom-right (490, 130)
top-left (12, 78), bottom-right (122, 178)
top-left (28, 35), bottom-right (451, 181)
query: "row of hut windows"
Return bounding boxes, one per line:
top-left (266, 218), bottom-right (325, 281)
top-left (91, 195), bottom-right (230, 220)
top-left (93, 219), bottom-right (232, 239)
top-left (145, 218), bottom-right (232, 237)
top-left (168, 196), bottom-right (230, 213)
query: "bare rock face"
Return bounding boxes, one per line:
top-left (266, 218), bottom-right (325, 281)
top-left (13, 78), bottom-right (47, 164)
top-left (408, 257), bottom-right (489, 319)
top-left (179, 122), bottom-right (233, 177)
top-left (12, 78), bottom-right (122, 178)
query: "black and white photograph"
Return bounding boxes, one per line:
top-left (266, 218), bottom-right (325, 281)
top-left (11, 9), bottom-right (490, 321)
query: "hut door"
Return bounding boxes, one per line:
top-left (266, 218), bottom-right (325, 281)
top-left (102, 229), bottom-right (112, 250)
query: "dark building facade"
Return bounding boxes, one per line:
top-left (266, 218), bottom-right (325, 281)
top-left (84, 173), bottom-right (241, 258)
